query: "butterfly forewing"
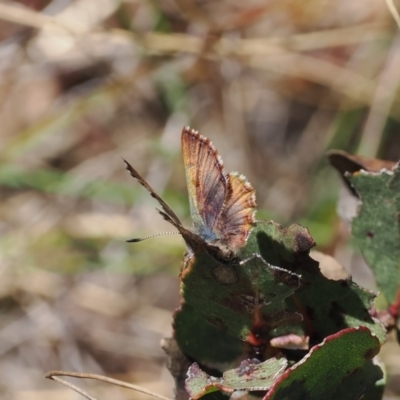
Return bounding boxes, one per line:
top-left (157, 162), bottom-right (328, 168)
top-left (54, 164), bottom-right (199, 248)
top-left (181, 127), bottom-right (227, 240)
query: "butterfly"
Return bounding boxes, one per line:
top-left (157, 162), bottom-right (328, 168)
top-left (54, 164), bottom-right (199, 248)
top-left (124, 126), bottom-right (257, 259)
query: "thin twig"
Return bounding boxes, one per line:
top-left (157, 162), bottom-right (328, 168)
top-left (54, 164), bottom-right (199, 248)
top-left (45, 370), bottom-right (174, 400)
top-left (47, 375), bottom-right (99, 400)
top-left (385, 0), bottom-right (400, 28)
top-left (0, 2), bottom-right (388, 53)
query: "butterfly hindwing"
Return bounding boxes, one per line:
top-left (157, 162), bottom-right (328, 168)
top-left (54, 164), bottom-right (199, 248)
top-left (217, 172), bottom-right (257, 249)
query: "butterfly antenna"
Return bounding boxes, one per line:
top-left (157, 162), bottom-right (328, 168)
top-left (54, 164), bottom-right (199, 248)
top-left (126, 231), bottom-right (180, 243)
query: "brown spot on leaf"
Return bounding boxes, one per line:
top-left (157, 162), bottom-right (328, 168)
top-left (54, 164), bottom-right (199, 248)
top-left (294, 230), bottom-right (316, 253)
top-left (367, 231), bottom-right (374, 239)
top-left (273, 270), bottom-right (299, 288)
top-left (239, 294), bottom-right (270, 314)
top-left (237, 359), bottom-right (260, 377)
top-left (205, 316), bottom-right (227, 331)
top-left (212, 264), bottom-right (239, 284)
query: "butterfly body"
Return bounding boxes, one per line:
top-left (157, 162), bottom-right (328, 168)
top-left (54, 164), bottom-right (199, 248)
top-left (125, 126), bottom-right (257, 260)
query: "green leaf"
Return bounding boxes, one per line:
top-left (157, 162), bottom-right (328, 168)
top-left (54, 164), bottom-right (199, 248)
top-left (186, 358), bottom-right (288, 399)
top-left (241, 222), bottom-right (316, 264)
top-left (251, 222), bottom-right (386, 344)
top-left (348, 166), bottom-right (400, 304)
top-left (331, 358), bottom-right (385, 400)
top-left (173, 303), bottom-right (246, 366)
top-left (174, 221), bottom-right (386, 368)
top-left (265, 327), bottom-right (381, 400)
top-left (176, 249), bottom-right (301, 364)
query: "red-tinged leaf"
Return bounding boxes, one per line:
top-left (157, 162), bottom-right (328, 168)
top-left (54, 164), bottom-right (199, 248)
top-left (186, 358), bottom-right (288, 399)
top-left (264, 327), bottom-right (381, 400)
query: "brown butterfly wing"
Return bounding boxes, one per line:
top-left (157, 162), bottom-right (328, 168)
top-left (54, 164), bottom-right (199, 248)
top-left (124, 159), bottom-right (182, 226)
top-left (181, 127), bottom-right (227, 240)
top-left (125, 159), bottom-right (221, 255)
top-left (126, 127), bottom-right (255, 257)
top-left (216, 172), bottom-right (257, 250)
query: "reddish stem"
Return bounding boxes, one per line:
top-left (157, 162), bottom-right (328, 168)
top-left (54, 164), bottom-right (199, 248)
top-left (388, 288), bottom-right (400, 320)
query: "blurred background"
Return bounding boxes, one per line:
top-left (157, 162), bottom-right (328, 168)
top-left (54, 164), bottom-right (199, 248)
top-left (1, 0), bottom-right (400, 399)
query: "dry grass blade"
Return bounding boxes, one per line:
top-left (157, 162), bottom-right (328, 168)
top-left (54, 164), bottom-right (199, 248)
top-left (385, 0), bottom-right (400, 28)
top-left (46, 375), bottom-right (99, 400)
top-left (138, 30), bottom-right (399, 116)
top-left (45, 370), bottom-right (174, 400)
top-left (0, 2), bottom-right (54, 28)
top-left (358, 34), bottom-right (400, 156)
top-left (142, 23), bottom-right (388, 56)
